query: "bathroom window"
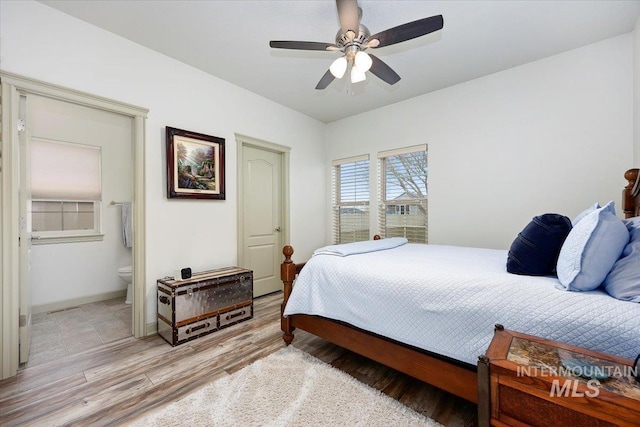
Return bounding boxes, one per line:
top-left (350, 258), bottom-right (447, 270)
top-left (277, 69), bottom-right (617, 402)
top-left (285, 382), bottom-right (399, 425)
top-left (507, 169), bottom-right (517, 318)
top-left (29, 138), bottom-right (103, 244)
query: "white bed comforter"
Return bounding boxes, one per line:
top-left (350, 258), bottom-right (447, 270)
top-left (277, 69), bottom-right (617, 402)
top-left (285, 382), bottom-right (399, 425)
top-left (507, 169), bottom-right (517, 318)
top-left (284, 244), bottom-right (640, 365)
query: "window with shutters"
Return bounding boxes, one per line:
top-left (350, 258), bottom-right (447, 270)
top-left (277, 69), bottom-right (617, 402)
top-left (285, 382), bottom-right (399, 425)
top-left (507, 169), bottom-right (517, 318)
top-left (332, 155), bottom-right (370, 244)
top-left (30, 138), bottom-right (103, 243)
top-left (378, 145), bottom-right (428, 243)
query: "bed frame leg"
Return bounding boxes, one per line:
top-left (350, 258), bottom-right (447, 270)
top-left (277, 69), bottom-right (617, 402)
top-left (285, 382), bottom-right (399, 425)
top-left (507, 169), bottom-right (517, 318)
top-left (281, 245), bottom-right (296, 345)
top-left (477, 355), bottom-right (491, 427)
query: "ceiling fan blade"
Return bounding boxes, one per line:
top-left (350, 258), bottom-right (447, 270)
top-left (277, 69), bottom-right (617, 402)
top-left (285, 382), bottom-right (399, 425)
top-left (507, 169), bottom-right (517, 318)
top-left (368, 54), bottom-right (401, 85)
top-left (369, 15), bottom-right (444, 48)
top-left (270, 41), bottom-right (338, 51)
top-left (315, 69), bottom-right (336, 90)
top-left (336, 0), bottom-right (360, 38)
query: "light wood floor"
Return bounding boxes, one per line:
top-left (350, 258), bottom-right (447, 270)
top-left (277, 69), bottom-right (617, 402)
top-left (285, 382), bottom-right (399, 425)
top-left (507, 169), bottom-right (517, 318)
top-left (0, 292), bottom-right (477, 426)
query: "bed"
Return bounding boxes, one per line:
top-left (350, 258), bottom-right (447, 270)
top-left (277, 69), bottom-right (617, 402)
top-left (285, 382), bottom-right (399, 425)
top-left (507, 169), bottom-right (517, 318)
top-left (280, 168), bottom-right (640, 403)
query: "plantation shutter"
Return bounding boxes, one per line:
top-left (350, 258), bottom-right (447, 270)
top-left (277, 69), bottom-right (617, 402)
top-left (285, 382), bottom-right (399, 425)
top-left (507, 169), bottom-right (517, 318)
top-left (332, 155), bottom-right (370, 244)
top-left (378, 145), bottom-right (428, 243)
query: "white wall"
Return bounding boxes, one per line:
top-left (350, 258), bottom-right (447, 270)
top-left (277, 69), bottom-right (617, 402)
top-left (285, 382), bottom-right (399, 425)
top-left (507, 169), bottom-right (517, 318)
top-left (1, 1), bottom-right (327, 324)
top-left (327, 35), bottom-right (634, 249)
top-left (634, 17), bottom-right (640, 167)
top-left (29, 95), bottom-right (133, 306)
top-left (2, 1), bottom-right (635, 324)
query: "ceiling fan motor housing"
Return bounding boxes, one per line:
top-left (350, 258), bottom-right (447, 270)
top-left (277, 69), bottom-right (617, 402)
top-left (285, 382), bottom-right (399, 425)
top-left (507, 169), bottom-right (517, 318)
top-left (336, 24), bottom-right (370, 59)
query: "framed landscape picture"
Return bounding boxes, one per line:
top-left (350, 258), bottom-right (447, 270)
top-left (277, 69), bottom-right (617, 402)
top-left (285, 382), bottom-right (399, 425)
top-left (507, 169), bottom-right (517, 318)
top-left (166, 126), bottom-right (225, 200)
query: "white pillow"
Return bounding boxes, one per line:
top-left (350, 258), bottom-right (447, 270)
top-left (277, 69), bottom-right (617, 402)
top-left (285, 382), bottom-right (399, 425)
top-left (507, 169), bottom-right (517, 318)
top-left (557, 201), bottom-right (629, 291)
top-left (603, 217), bottom-right (640, 302)
top-left (572, 202), bottom-right (600, 227)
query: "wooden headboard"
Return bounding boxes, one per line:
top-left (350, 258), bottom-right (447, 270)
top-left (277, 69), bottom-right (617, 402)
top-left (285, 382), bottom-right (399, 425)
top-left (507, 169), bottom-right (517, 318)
top-left (623, 168), bottom-right (640, 218)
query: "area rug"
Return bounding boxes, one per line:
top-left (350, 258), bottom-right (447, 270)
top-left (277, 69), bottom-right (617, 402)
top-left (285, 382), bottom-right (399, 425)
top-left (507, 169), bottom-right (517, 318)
top-left (130, 346), bottom-right (441, 426)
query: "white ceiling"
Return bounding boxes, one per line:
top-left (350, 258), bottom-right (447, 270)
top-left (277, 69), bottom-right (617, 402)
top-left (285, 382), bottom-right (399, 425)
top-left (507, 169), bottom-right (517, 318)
top-left (39, 1), bottom-right (640, 123)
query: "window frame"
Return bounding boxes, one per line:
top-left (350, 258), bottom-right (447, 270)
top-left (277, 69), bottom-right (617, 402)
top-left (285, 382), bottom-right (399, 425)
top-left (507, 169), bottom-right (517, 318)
top-left (30, 199), bottom-right (104, 244)
top-left (29, 138), bottom-right (104, 245)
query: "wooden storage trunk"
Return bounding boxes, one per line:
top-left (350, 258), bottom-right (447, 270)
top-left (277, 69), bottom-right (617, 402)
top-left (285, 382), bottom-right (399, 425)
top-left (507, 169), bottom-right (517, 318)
top-left (479, 326), bottom-right (640, 427)
top-left (157, 267), bottom-right (253, 346)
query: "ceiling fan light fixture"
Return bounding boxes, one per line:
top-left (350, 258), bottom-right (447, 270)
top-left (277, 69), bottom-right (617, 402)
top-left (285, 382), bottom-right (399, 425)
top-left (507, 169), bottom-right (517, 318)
top-left (354, 51), bottom-right (372, 73)
top-left (329, 56), bottom-right (348, 79)
top-left (269, 2), bottom-right (444, 90)
top-left (351, 66), bottom-right (366, 83)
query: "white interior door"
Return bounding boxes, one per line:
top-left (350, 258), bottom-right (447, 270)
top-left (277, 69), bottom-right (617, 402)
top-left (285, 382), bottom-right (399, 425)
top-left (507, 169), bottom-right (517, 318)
top-left (18, 95), bottom-right (32, 363)
top-left (242, 146), bottom-right (283, 297)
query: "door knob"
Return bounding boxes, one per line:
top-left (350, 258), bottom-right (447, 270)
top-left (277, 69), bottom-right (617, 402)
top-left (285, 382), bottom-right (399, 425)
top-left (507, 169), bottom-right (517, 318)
top-left (275, 227), bottom-right (281, 232)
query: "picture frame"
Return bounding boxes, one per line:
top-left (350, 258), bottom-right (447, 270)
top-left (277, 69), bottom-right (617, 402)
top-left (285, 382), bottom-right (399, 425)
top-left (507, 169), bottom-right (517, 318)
top-left (166, 126), bottom-right (225, 200)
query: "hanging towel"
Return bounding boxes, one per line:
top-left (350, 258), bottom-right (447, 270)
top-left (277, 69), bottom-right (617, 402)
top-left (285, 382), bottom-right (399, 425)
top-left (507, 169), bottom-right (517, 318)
top-left (121, 202), bottom-right (132, 248)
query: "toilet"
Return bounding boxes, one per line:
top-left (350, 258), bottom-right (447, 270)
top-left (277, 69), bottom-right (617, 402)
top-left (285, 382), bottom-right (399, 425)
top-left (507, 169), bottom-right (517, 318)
top-left (118, 265), bottom-right (133, 304)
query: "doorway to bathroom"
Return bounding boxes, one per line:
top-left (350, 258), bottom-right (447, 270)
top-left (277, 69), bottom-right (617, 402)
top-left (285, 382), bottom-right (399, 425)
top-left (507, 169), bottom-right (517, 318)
top-left (0, 72), bottom-right (148, 378)
top-left (23, 93), bottom-right (134, 366)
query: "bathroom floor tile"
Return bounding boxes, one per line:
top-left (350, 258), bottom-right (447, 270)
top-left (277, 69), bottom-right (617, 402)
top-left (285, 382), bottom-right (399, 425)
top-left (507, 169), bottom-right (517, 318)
top-left (31, 320), bottom-right (60, 337)
top-left (57, 317), bottom-right (91, 331)
top-left (21, 297), bottom-right (132, 367)
top-left (85, 311), bottom-right (119, 324)
top-left (53, 307), bottom-right (86, 319)
top-left (59, 323), bottom-right (95, 337)
top-left (93, 319), bottom-right (128, 332)
top-left (31, 336), bottom-right (65, 354)
top-left (81, 302), bottom-right (111, 314)
top-left (106, 296), bottom-right (126, 303)
top-left (113, 308), bottom-right (132, 322)
top-left (32, 312), bottom-right (56, 324)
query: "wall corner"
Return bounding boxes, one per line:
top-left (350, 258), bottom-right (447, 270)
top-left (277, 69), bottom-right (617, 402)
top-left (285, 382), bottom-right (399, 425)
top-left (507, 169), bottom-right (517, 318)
top-left (634, 16), bottom-right (640, 167)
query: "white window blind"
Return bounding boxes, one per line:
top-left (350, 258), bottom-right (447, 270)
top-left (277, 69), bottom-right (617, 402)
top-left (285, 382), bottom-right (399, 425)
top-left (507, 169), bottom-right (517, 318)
top-left (31, 138), bottom-right (102, 200)
top-left (30, 138), bottom-right (102, 239)
top-left (332, 155), bottom-right (370, 244)
top-left (378, 145), bottom-right (428, 243)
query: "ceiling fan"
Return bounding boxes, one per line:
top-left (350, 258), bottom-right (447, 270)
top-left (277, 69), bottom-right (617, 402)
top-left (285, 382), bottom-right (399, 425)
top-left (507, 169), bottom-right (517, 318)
top-left (269, 0), bottom-right (444, 90)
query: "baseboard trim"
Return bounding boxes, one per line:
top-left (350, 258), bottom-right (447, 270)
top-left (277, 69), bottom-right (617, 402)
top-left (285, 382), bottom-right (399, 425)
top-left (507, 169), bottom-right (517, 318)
top-left (146, 322), bottom-right (157, 336)
top-left (32, 290), bottom-right (127, 314)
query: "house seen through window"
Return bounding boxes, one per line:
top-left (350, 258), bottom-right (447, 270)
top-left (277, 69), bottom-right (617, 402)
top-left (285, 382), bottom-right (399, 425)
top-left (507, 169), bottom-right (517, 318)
top-left (378, 145), bottom-right (428, 243)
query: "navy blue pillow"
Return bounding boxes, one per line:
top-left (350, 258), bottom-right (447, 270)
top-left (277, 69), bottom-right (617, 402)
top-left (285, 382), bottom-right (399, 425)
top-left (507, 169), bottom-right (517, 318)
top-left (507, 214), bottom-right (572, 276)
